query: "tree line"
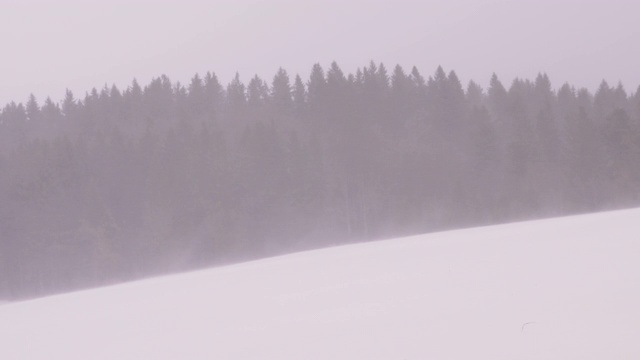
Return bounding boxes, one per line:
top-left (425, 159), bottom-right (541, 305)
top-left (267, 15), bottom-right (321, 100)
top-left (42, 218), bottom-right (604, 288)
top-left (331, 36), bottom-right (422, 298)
top-left (1, 62), bottom-right (639, 300)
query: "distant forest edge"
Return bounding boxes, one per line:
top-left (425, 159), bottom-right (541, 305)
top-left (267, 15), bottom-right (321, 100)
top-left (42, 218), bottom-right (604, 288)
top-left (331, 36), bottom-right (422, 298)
top-left (1, 62), bottom-right (639, 300)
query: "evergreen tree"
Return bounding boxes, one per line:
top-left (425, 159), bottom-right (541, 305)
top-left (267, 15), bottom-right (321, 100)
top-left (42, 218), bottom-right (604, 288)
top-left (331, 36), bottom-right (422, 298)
top-left (188, 73), bottom-right (207, 120)
top-left (204, 72), bottom-right (224, 108)
top-left (488, 73), bottom-right (508, 115)
top-left (247, 75), bottom-right (269, 109)
top-left (41, 97), bottom-right (61, 122)
top-left (292, 74), bottom-right (306, 114)
top-left (226, 73), bottom-right (246, 119)
top-left (307, 63), bottom-right (326, 111)
top-left (391, 64), bottom-right (409, 98)
top-left (466, 80), bottom-right (484, 108)
top-left (61, 89), bottom-right (77, 117)
top-left (25, 94), bottom-right (41, 123)
top-left (1, 62), bottom-right (639, 300)
top-left (594, 80), bottom-right (614, 120)
top-left (271, 68), bottom-right (292, 112)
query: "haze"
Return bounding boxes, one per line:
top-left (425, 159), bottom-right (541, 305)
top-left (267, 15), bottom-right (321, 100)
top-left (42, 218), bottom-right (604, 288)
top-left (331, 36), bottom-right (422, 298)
top-left (1, 0), bottom-right (638, 105)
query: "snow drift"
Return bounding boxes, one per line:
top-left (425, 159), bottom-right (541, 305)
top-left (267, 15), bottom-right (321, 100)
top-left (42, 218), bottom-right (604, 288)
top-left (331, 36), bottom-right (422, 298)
top-left (1, 209), bottom-right (640, 359)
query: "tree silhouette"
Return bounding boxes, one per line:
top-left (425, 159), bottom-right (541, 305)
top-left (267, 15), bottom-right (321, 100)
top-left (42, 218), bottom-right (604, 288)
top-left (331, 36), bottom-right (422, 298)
top-left (1, 62), bottom-right (639, 300)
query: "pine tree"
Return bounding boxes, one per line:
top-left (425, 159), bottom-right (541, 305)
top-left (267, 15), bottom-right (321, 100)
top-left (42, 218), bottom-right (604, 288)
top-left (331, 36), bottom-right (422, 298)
top-left (271, 68), bottom-right (292, 112)
top-left (247, 75), bottom-right (269, 111)
top-left (226, 73), bottom-right (246, 119)
top-left (307, 63), bottom-right (326, 110)
top-left (488, 73), bottom-right (507, 111)
top-left (188, 73), bottom-right (207, 121)
top-left (61, 89), bottom-right (76, 117)
top-left (466, 80), bottom-right (484, 108)
top-left (292, 74), bottom-right (306, 114)
top-left (41, 97), bottom-right (61, 122)
top-left (25, 94), bottom-right (41, 123)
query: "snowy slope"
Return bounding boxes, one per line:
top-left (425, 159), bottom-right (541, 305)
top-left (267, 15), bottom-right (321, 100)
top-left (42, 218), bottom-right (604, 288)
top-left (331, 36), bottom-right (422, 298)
top-left (1, 209), bottom-right (640, 359)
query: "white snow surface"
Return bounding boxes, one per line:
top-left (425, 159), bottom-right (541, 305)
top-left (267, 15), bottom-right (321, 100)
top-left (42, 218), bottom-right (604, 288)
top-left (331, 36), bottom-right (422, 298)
top-left (2, 209), bottom-right (640, 359)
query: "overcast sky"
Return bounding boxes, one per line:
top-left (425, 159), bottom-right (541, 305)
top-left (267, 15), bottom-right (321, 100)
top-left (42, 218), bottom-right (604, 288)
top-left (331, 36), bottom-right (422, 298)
top-left (1, 0), bottom-right (638, 105)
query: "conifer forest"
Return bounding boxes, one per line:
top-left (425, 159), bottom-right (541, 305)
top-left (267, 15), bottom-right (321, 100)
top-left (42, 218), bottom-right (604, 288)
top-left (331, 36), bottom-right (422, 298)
top-left (1, 62), bottom-right (639, 300)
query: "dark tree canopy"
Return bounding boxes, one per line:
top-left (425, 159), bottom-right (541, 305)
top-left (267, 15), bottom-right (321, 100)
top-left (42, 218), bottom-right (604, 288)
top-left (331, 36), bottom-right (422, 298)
top-left (1, 62), bottom-right (639, 300)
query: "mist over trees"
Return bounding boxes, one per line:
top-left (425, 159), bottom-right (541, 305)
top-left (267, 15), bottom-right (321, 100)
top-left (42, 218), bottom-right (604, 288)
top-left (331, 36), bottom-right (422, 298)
top-left (1, 62), bottom-right (640, 300)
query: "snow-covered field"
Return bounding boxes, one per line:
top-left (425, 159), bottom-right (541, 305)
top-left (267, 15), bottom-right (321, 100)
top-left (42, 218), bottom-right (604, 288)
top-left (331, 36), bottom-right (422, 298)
top-left (1, 209), bottom-right (639, 359)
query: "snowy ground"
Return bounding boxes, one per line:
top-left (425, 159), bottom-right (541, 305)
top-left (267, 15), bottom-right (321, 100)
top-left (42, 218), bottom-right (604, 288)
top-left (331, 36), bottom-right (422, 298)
top-left (1, 209), bottom-right (640, 359)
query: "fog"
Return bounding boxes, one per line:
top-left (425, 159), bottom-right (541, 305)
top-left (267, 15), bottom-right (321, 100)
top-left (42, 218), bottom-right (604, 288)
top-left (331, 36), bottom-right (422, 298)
top-left (3, 209), bottom-right (640, 359)
top-left (2, 0), bottom-right (639, 105)
top-left (1, 1), bottom-right (640, 300)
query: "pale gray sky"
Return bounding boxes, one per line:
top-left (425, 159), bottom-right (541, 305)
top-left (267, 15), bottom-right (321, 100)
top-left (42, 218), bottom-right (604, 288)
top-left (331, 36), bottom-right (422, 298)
top-left (1, 0), bottom-right (638, 105)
